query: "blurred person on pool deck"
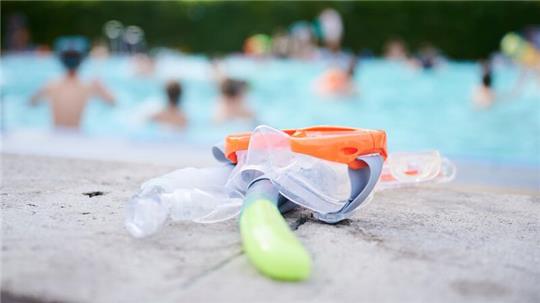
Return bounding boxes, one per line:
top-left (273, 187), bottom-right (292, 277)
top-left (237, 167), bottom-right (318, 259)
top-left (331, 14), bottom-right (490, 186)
top-left (30, 36), bottom-right (115, 129)
top-left (316, 7), bottom-right (355, 66)
top-left (151, 81), bottom-right (187, 129)
top-left (318, 8), bottom-right (344, 58)
top-left (472, 60), bottom-right (495, 109)
top-left (6, 14), bottom-right (33, 52)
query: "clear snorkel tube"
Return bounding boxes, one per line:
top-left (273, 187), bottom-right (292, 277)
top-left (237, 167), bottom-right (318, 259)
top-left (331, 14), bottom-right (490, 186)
top-left (125, 165), bottom-right (239, 237)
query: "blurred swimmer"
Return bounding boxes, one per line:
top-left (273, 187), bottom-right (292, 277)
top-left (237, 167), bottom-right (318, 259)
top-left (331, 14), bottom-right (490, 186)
top-left (289, 21), bottom-right (317, 60)
top-left (384, 39), bottom-right (409, 61)
top-left (30, 36), bottom-right (115, 129)
top-left (210, 59), bottom-right (254, 122)
top-left (272, 30), bottom-right (292, 58)
top-left (132, 53), bottom-right (155, 76)
top-left (316, 58), bottom-right (358, 96)
top-left (90, 39), bottom-right (109, 59)
top-left (6, 14), bottom-right (32, 52)
top-left (151, 81), bottom-right (187, 128)
top-left (123, 26), bottom-right (154, 75)
top-left (413, 43), bottom-right (442, 71)
top-left (501, 32), bottom-right (540, 71)
top-left (500, 32), bottom-right (540, 92)
top-left (244, 34), bottom-right (272, 58)
top-left (472, 60), bottom-right (495, 109)
top-left (214, 78), bottom-right (254, 123)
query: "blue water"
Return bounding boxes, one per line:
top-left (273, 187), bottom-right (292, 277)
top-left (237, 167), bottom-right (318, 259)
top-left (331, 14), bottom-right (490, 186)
top-left (1, 53), bottom-right (539, 164)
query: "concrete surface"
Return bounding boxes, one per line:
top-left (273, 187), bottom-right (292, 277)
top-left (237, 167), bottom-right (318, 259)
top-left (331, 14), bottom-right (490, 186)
top-left (1, 153), bottom-right (539, 303)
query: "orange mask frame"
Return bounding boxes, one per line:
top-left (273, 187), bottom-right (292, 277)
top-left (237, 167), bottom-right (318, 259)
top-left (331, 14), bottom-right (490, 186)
top-left (225, 126), bottom-right (387, 170)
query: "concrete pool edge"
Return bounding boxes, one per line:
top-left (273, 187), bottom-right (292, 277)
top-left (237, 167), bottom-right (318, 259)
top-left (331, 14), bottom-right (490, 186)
top-left (1, 154), bottom-right (539, 303)
top-left (2, 128), bottom-right (539, 193)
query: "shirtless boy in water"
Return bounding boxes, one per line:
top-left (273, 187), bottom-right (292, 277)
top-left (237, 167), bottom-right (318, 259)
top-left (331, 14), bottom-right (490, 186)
top-left (214, 78), bottom-right (254, 123)
top-left (211, 60), bottom-right (254, 123)
top-left (151, 81), bottom-right (187, 128)
top-left (472, 60), bottom-right (495, 109)
top-left (30, 42), bottom-right (115, 128)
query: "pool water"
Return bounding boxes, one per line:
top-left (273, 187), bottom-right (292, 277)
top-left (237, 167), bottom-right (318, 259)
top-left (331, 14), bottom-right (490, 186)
top-left (1, 53), bottom-right (539, 165)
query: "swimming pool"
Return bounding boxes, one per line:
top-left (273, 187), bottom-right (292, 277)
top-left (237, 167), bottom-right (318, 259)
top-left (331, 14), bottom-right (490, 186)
top-left (1, 52), bottom-right (539, 165)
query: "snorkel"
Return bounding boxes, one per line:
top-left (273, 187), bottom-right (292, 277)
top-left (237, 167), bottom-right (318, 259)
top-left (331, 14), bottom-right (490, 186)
top-left (126, 125), bottom-right (455, 282)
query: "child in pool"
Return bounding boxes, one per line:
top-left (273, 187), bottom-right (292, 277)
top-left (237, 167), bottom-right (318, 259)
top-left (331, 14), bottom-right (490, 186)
top-left (214, 78), bottom-right (254, 123)
top-left (30, 38), bottom-right (115, 129)
top-left (384, 39), bottom-right (409, 61)
top-left (316, 58), bottom-right (358, 96)
top-left (472, 60), bottom-right (495, 109)
top-left (409, 43), bottom-right (445, 71)
top-left (151, 81), bottom-right (187, 128)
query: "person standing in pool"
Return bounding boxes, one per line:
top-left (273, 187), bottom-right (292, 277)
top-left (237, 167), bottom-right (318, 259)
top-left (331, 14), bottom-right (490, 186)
top-left (384, 39), bottom-right (409, 61)
top-left (472, 60), bottom-right (495, 109)
top-left (316, 57), bottom-right (358, 96)
top-left (211, 60), bottom-right (254, 123)
top-left (214, 78), bottom-right (254, 123)
top-left (151, 81), bottom-right (187, 128)
top-left (30, 37), bottom-right (115, 129)
top-left (412, 43), bottom-right (443, 71)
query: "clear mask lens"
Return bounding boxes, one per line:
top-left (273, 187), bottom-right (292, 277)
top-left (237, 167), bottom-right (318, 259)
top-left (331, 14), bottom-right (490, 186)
top-left (164, 186), bottom-right (242, 224)
top-left (226, 125), bottom-right (352, 214)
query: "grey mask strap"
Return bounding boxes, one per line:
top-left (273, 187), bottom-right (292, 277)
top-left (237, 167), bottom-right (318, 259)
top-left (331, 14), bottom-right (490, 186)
top-left (212, 143), bottom-right (231, 163)
top-left (314, 154), bottom-right (384, 223)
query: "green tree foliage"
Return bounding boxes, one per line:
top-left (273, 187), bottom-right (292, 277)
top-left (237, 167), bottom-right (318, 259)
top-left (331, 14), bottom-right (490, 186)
top-left (2, 1), bottom-right (539, 59)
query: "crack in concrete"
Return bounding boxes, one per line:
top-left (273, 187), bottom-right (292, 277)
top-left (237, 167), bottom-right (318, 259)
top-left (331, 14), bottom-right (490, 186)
top-left (82, 191), bottom-right (105, 198)
top-left (345, 220), bottom-right (384, 244)
top-left (180, 250), bottom-right (243, 289)
top-left (178, 214), bottom-right (312, 290)
top-left (339, 220), bottom-right (480, 270)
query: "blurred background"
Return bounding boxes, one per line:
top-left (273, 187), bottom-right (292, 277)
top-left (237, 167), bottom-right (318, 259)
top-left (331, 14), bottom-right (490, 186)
top-left (1, 1), bottom-right (539, 192)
